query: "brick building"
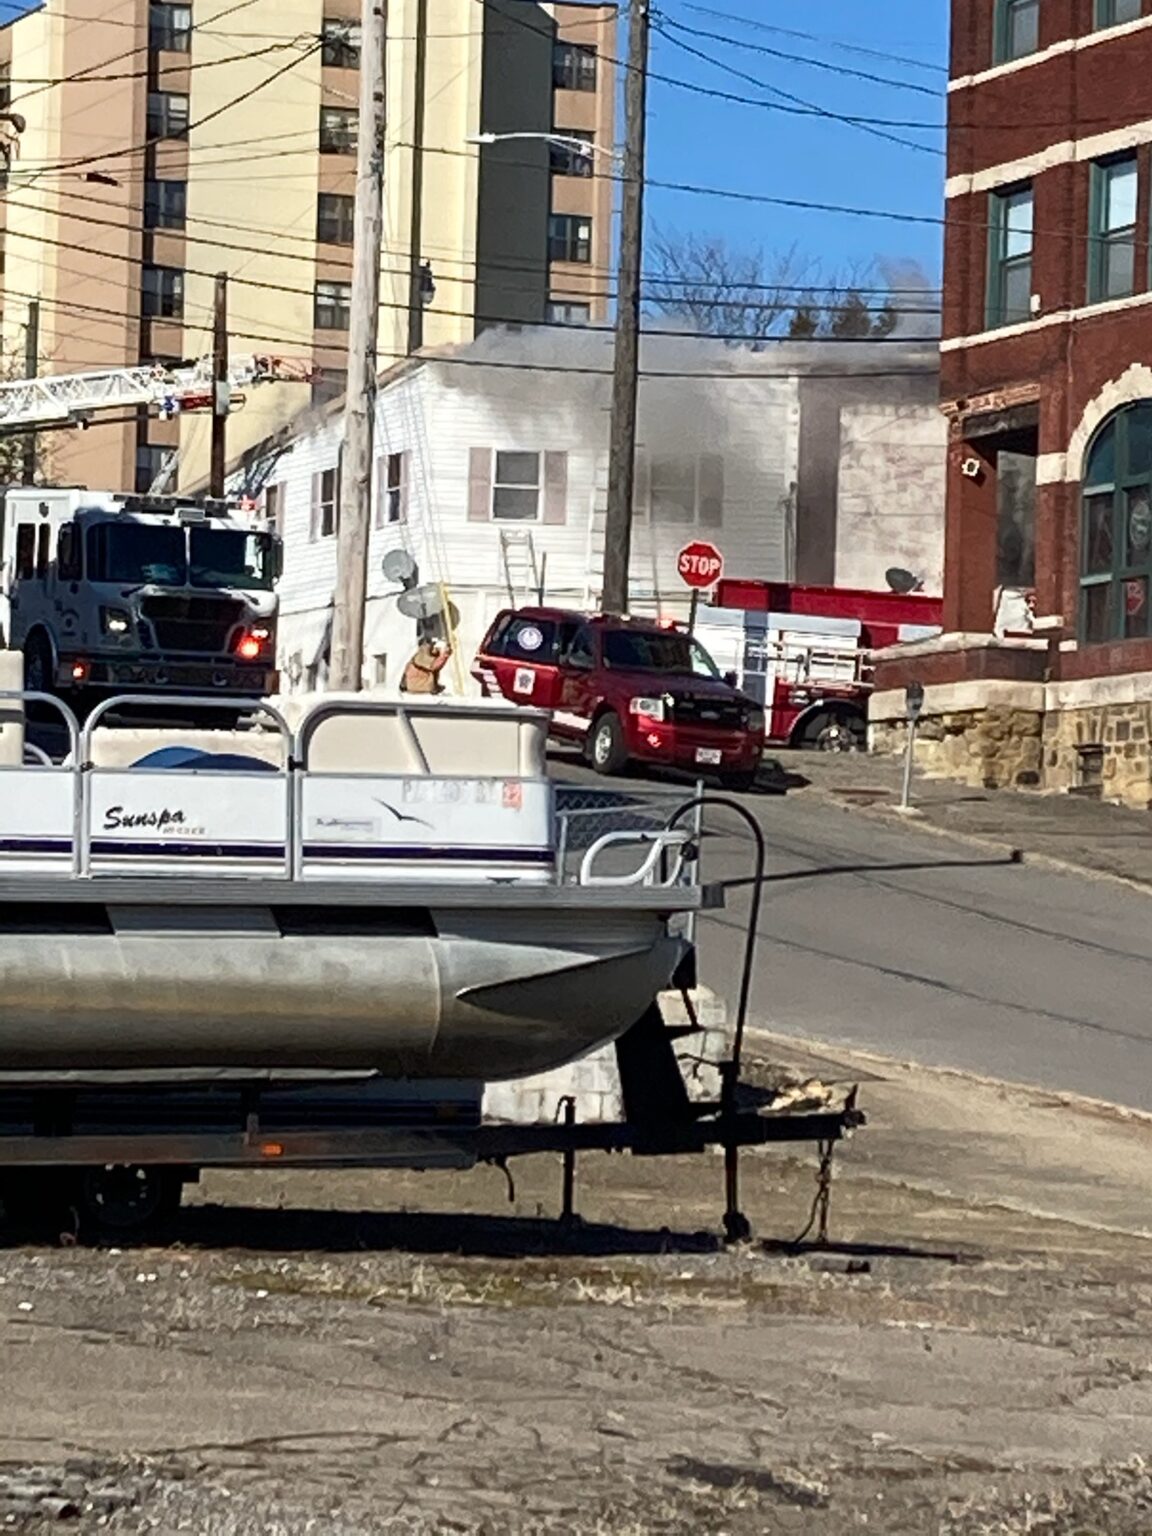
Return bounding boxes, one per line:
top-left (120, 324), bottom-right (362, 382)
top-left (872, 0), bottom-right (1152, 807)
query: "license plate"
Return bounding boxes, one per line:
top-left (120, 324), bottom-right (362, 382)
top-left (695, 748), bottom-right (722, 766)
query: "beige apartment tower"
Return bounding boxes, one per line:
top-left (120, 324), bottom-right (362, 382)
top-left (0, 0), bottom-right (614, 491)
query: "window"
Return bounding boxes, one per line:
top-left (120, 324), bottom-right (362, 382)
top-left (492, 451), bottom-right (540, 521)
top-left (986, 184), bottom-right (1033, 328)
top-left (565, 626), bottom-right (595, 670)
top-left (14, 524), bottom-right (33, 580)
top-left (313, 465), bottom-right (340, 538)
top-left (321, 18), bottom-right (360, 67)
top-left (35, 523), bottom-right (50, 579)
top-left (549, 134), bottom-right (594, 177)
top-left (602, 630), bottom-right (721, 678)
top-left (549, 213), bottom-right (592, 264)
top-left (1080, 402), bottom-right (1152, 641)
top-left (141, 265), bottom-right (184, 319)
top-left (88, 521), bottom-right (185, 583)
top-left (316, 192), bottom-right (355, 245)
top-left (546, 301), bottom-right (591, 325)
top-left (144, 178), bottom-right (186, 231)
top-left (135, 443), bottom-right (175, 492)
top-left (146, 91), bottom-right (189, 139)
top-left (553, 40), bottom-right (596, 90)
top-left (57, 524), bottom-right (82, 582)
top-left (994, 0), bottom-right (1039, 62)
top-left (1096, 0), bottom-right (1142, 26)
top-left (0, 64), bottom-right (12, 110)
top-left (314, 280), bottom-right (351, 330)
top-left (377, 451), bottom-right (406, 525)
top-left (639, 454), bottom-right (725, 528)
top-left (189, 527), bottom-right (275, 590)
top-left (149, 2), bottom-right (191, 52)
top-left (319, 106), bottom-right (358, 154)
top-left (1088, 155), bottom-right (1138, 303)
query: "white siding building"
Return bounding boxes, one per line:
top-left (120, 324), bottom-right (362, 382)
top-left (237, 330), bottom-right (945, 694)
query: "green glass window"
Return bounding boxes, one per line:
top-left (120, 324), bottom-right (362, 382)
top-left (987, 184), bottom-right (1033, 328)
top-left (994, 0), bottom-right (1039, 62)
top-left (1095, 0), bottom-right (1142, 28)
top-left (1088, 155), bottom-right (1138, 304)
top-left (1080, 403), bottom-right (1152, 642)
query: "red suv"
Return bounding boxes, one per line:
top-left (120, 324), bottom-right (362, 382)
top-left (473, 607), bottom-right (765, 787)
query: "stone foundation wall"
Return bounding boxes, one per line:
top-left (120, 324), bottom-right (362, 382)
top-left (1043, 703), bottom-right (1152, 807)
top-left (870, 683), bottom-right (1045, 790)
top-left (870, 683), bottom-right (1152, 809)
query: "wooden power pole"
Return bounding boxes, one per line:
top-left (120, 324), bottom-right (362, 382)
top-left (600, 0), bottom-right (650, 616)
top-left (209, 272), bottom-right (228, 498)
top-left (330, 0), bottom-right (386, 692)
top-left (22, 298), bottom-right (38, 486)
top-left (406, 0), bottom-right (429, 356)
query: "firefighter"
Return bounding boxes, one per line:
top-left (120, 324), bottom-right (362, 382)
top-left (400, 636), bottom-right (452, 695)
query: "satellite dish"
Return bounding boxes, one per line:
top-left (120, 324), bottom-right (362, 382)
top-left (885, 567), bottom-right (921, 595)
top-left (382, 547), bottom-right (418, 585)
top-left (397, 583), bottom-right (446, 620)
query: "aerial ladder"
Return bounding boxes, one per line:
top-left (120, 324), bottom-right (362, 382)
top-left (0, 355), bottom-right (315, 434)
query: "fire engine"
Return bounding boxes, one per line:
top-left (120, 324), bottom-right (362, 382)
top-left (697, 580), bottom-right (943, 751)
top-left (1, 488), bottom-right (281, 699)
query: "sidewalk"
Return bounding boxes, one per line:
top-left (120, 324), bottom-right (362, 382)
top-left (773, 748), bottom-right (1152, 889)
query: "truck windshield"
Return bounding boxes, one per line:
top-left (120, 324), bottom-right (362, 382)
top-left (189, 528), bottom-right (275, 591)
top-left (88, 523), bottom-right (186, 585)
top-left (601, 630), bottom-right (721, 679)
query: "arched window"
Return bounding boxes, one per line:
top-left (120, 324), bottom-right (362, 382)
top-left (1081, 402), bottom-right (1152, 642)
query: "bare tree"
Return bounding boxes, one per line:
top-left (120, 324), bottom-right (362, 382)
top-left (646, 230), bottom-right (913, 341)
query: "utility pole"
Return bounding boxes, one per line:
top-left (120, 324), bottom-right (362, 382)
top-left (22, 299), bottom-right (38, 486)
top-left (406, 0), bottom-right (429, 355)
top-left (209, 272), bottom-right (228, 498)
top-left (329, 0), bottom-right (386, 692)
top-left (600, 0), bottom-right (650, 616)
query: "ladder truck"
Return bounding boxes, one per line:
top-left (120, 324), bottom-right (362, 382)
top-left (0, 355), bottom-right (312, 701)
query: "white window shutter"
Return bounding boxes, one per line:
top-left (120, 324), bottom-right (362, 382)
top-left (468, 447), bottom-right (492, 521)
top-left (542, 451), bottom-right (568, 525)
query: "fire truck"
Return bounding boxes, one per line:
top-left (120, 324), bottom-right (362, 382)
top-left (0, 354), bottom-right (312, 701)
top-left (1, 488), bottom-right (281, 699)
top-left (696, 580), bottom-right (943, 751)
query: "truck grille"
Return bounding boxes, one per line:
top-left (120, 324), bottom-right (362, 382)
top-left (140, 595), bottom-right (245, 654)
top-left (672, 695), bottom-right (746, 730)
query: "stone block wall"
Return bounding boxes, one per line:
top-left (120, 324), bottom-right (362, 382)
top-left (482, 988), bottom-right (729, 1125)
top-left (870, 683), bottom-right (1044, 790)
top-left (1042, 702), bottom-right (1152, 807)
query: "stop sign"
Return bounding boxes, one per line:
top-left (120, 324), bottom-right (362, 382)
top-left (677, 540), bottom-right (723, 590)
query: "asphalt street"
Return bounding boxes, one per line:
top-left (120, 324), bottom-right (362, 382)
top-left (559, 757), bottom-right (1152, 1113)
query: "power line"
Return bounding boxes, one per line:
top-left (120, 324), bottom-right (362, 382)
top-left (678, 1), bottom-right (949, 77)
top-left (21, 38), bottom-right (323, 182)
top-left (653, 20), bottom-right (944, 155)
top-left (657, 12), bottom-right (942, 98)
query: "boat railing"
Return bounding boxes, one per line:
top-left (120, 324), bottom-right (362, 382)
top-left (0, 692), bottom-right (700, 892)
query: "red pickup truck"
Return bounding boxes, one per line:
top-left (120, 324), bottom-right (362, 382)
top-left (473, 606), bottom-right (765, 787)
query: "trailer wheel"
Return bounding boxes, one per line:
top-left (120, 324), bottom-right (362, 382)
top-left (75, 1165), bottom-right (182, 1240)
top-left (589, 712), bottom-right (628, 776)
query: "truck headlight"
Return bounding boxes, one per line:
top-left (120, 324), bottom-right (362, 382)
top-left (100, 607), bottom-right (131, 635)
top-left (629, 695), bottom-right (667, 721)
top-left (746, 707), bottom-right (765, 733)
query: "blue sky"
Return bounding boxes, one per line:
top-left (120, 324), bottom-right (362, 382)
top-left (643, 0), bottom-right (949, 291)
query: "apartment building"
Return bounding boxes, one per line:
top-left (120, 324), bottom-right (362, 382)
top-left (0, 0), bottom-right (614, 494)
top-left (870, 0), bottom-right (1152, 807)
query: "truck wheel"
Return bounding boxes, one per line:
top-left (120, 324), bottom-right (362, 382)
top-left (804, 711), bottom-right (864, 753)
top-left (74, 1165), bottom-right (182, 1242)
top-left (589, 712), bottom-right (628, 776)
top-left (22, 632), bottom-right (53, 696)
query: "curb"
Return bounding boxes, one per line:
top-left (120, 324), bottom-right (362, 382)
top-left (807, 782), bottom-right (1152, 899)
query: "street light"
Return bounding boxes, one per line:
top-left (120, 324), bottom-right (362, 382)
top-left (464, 130), bottom-right (621, 167)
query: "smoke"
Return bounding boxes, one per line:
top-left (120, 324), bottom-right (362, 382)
top-left (877, 257), bottom-right (942, 340)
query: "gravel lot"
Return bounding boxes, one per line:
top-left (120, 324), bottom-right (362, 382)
top-left (5, 1040), bottom-right (1152, 1535)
